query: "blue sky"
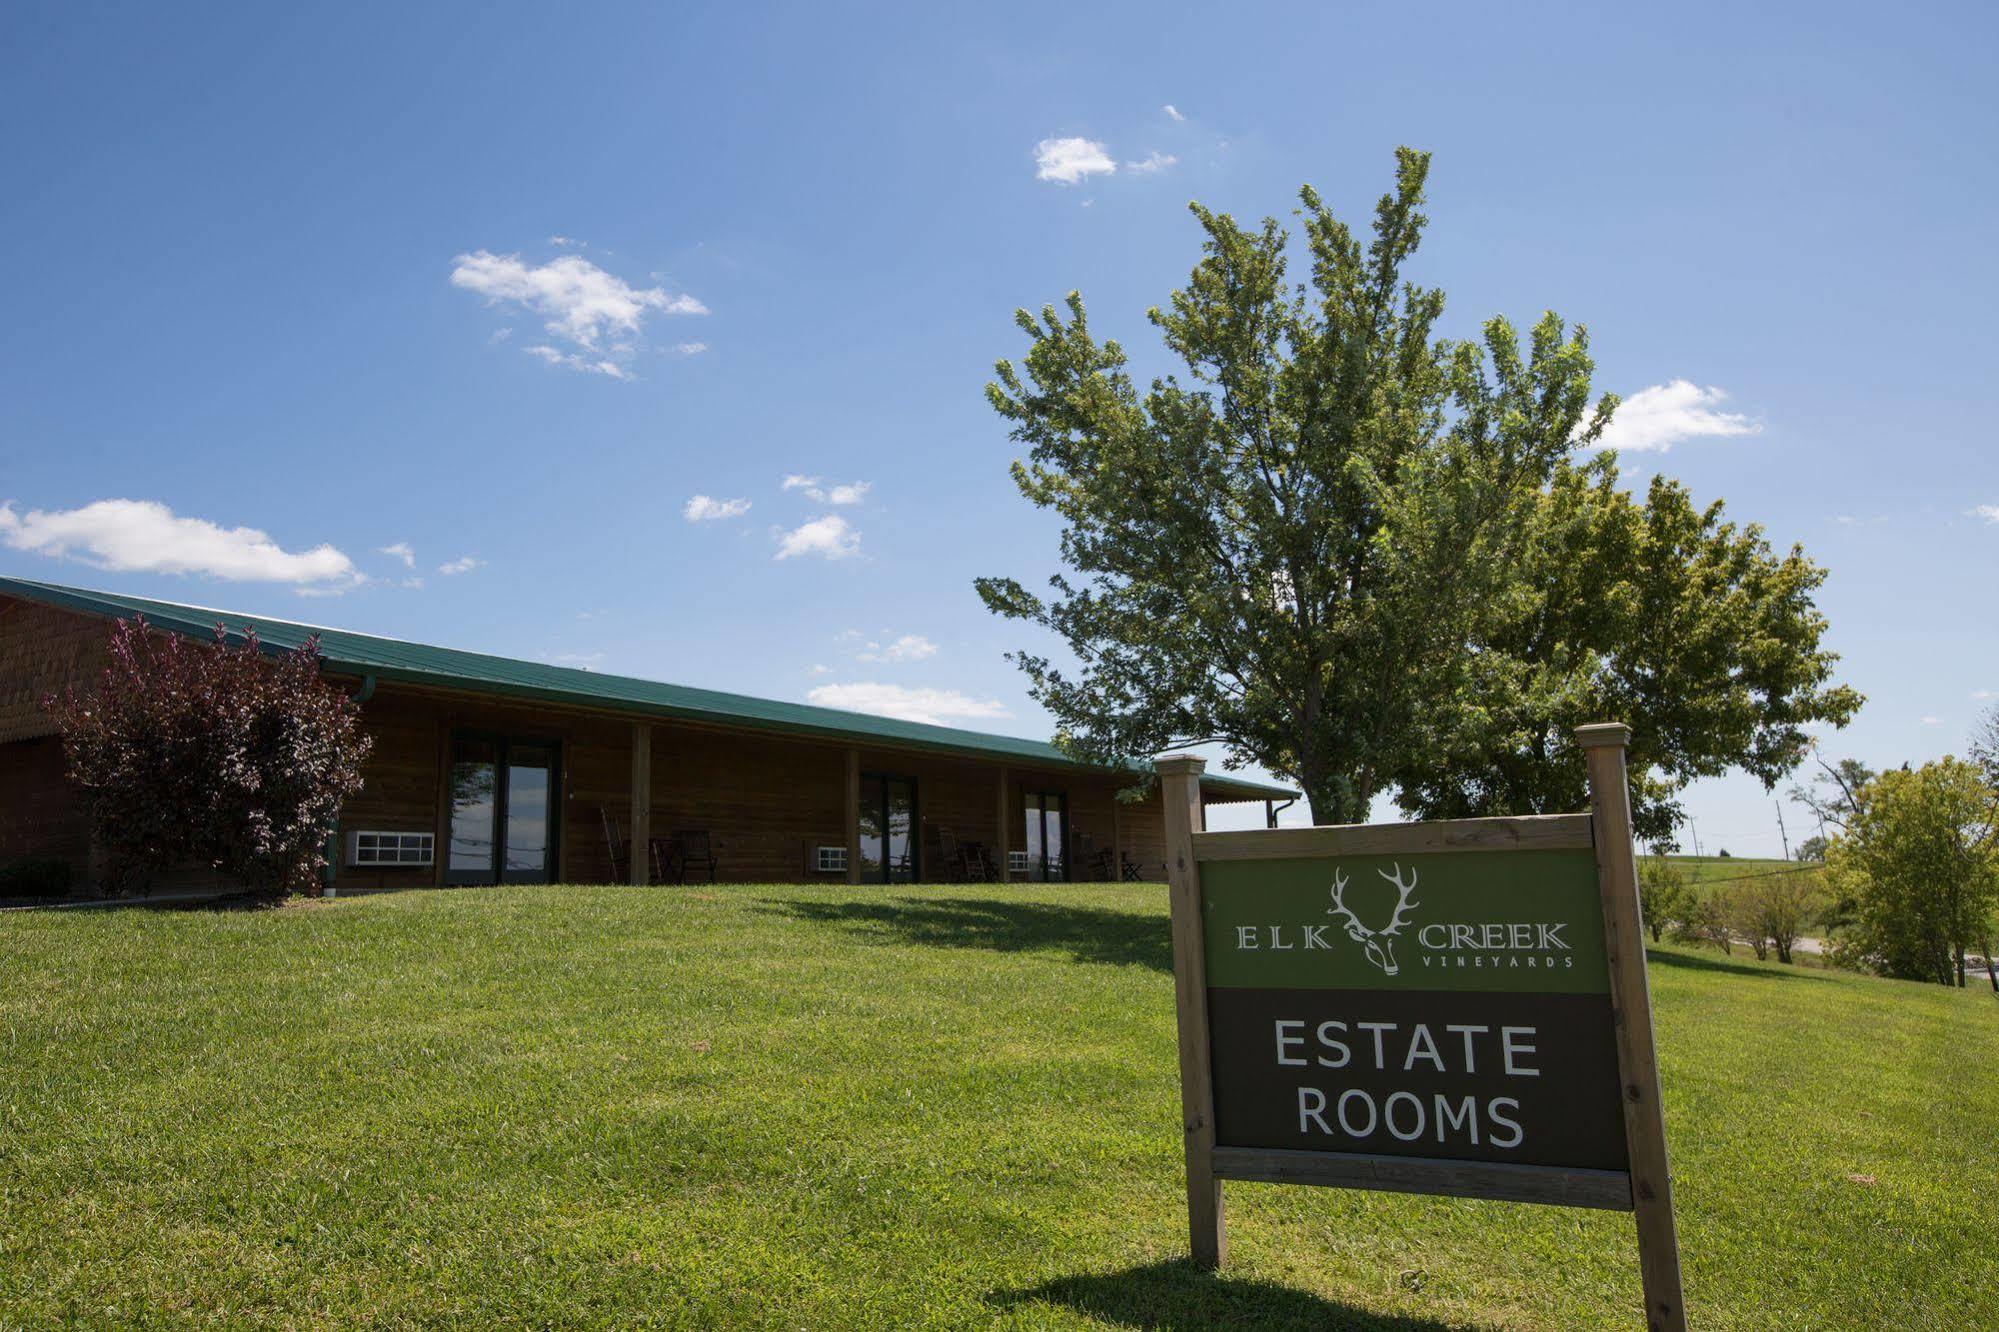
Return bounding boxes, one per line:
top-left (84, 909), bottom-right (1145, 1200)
top-left (3, 2), bottom-right (1994, 849)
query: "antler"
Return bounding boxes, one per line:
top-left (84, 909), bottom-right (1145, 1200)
top-left (1375, 864), bottom-right (1421, 936)
top-left (1326, 869), bottom-right (1371, 939)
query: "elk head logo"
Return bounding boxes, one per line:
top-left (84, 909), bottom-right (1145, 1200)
top-left (1327, 864), bottom-right (1421, 976)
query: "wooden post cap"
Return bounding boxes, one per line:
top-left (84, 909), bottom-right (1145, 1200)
top-left (1154, 754), bottom-right (1208, 776)
top-left (1574, 723), bottom-right (1632, 750)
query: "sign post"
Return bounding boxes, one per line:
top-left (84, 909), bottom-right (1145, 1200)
top-left (1157, 724), bottom-right (1685, 1331)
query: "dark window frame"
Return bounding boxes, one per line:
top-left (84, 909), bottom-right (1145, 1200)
top-left (856, 771), bottom-right (920, 884)
top-left (1020, 788), bottom-right (1069, 882)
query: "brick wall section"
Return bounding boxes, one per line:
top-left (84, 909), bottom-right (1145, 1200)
top-left (0, 596), bottom-right (111, 744)
top-left (0, 735), bottom-right (90, 876)
top-left (0, 597), bottom-right (109, 883)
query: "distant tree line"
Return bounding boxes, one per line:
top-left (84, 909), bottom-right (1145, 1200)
top-left (1637, 856), bottom-right (1822, 966)
top-left (1656, 720), bottom-right (1999, 990)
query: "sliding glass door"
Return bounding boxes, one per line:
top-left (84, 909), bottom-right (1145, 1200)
top-left (447, 734), bottom-right (559, 885)
top-left (1021, 791), bottom-right (1067, 881)
top-left (856, 774), bottom-right (918, 883)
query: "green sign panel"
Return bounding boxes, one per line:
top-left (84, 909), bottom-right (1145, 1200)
top-left (1201, 848), bottom-right (1609, 993)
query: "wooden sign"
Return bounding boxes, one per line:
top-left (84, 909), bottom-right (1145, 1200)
top-left (1157, 724), bottom-right (1685, 1332)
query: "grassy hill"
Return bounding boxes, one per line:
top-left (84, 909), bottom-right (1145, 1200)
top-left (1644, 853), bottom-right (1819, 886)
top-left (3, 883), bottom-right (1993, 1330)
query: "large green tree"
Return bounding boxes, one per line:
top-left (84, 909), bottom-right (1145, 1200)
top-left (976, 149), bottom-right (1859, 835)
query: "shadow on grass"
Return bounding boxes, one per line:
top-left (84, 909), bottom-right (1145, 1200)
top-left (1646, 945), bottom-right (1833, 982)
top-left (0, 889), bottom-right (279, 914)
top-left (758, 895), bottom-right (1171, 972)
top-left (989, 1260), bottom-right (1462, 1331)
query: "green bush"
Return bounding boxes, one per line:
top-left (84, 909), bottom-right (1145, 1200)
top-left (0, 857), bottom-right (74, 899)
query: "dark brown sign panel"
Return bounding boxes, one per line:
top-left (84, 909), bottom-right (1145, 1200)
top-left (1157, 726), bottom-right (1685, 1332)
top-left (1207, 988), bottom-right (1626, 1170)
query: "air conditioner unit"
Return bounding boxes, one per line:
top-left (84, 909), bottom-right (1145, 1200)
top-left (346, 830), bottom-right (435, 868)
top-left (815, 845), bottom-right (848, 873)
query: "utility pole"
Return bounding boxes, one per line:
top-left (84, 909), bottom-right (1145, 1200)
top-left (1775, 802), bottom-right (1791, 860)
top-left (1688, 818), bottom-right (1702, 859)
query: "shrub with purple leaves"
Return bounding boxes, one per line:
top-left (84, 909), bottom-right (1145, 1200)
top-left (45, 616), bottom-right (371, 898)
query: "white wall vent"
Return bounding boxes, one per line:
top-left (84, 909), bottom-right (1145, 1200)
top-left (347, 830), bottom-right (435, 868)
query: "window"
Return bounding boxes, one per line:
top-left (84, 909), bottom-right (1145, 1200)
top-left (1020, 791), bottom-right (1067, 881)
top-left (446, 734), bottom-right (560, 885)
top-left (815, 845), bottom-right (848, 874)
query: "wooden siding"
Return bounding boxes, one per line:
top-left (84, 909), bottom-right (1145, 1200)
top-left (0, 596), bottom-right (1197, 893)
top-left (326, 682), bottom-right (1176, 889)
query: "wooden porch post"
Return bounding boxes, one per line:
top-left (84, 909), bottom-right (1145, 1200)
top-left (1110, 795), bottom-right (1123, 883)
top-left (629, 722), bottom-right (652, 886)
top-left (995, 765), bottom-right (1010, 880)
top-left (1578, 723), bottom-right (1687, 1332)
top-left (1156, 753), bottom-right (1223, 1266)
top-left (844, 747), bottom-right (861, 885)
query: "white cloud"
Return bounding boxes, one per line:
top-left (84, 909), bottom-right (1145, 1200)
top-left (775, 514), bottom-right (860, 561)
top-left (807, 682), bottom-right (1009, 725)
top-left (0, 498), bottom-right (357, 586)
top-left (1972, 689), bottom-right (1995, 701)
top-left (1125, 151), bottom-right (1178, 174)
top-left (1969, 504), bottom-right (1999, 524)
top-left (858, 634), bottom-right (938, 663)
top-left (451, 250), bottom-right (706, 375)
top-left (675, 342), bottom-right (709, 356)
top-left (380, 541), bottom-right (416, 568)
top-left (438, 556), bottom-right (482, 575)
top-left (781, 475), bottom-right (871, 505)
top-left (684, 495), bottom-right (751, 521)
top-left (788, 480), bottom-right (870, 506)
top-left (810, 663), bottom-right (831, 676)
top-left (1035, 137), bottom-right (1116, 185)
top-left (1163, 104), bottom-right (1185, 121)
top-left (1921, 715), bottom-right (1943, 726)
top-left (526, 345), bottom-right (629, 378)
top-left (1590, 381), bottom-right (1760, 453)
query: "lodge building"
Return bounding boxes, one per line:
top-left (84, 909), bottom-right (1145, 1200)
top-left (0, 577), bottom-right (1291, 896)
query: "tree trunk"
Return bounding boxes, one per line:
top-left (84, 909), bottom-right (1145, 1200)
top-left (1298, 757), bottom-right (1369, 828)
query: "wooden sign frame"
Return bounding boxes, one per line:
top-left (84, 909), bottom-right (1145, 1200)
top-left (1158, 723), bottom-right (1685, 1331)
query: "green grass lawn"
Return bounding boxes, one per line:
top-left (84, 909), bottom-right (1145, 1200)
top-left (3, 884), bottom-right (1994, 1330)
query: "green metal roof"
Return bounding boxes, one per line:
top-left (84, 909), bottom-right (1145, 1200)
top-left (0, 576), bottom-right (1295, 802)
